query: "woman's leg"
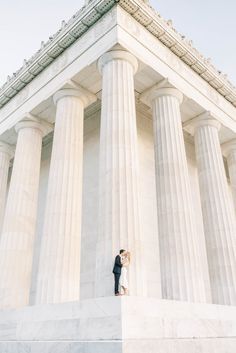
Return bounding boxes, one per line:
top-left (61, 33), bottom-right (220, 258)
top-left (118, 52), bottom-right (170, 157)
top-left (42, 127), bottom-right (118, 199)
top-left (121, 286), bottom-right (127, 295)
top-left (122, 287), bottom-right (128, 295)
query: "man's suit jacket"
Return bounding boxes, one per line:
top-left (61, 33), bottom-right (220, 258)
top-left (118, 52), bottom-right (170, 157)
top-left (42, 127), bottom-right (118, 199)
top-left (113, 255), bottom-right (122, 274)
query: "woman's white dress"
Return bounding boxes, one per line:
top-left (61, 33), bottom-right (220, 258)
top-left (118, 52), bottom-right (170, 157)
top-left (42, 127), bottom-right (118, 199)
top-left (119, 257), bottom-right (129, 290)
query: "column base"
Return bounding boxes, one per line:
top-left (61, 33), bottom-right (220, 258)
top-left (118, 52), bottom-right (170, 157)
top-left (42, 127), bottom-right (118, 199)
top-left (0, 296), bottom-right (236, 352)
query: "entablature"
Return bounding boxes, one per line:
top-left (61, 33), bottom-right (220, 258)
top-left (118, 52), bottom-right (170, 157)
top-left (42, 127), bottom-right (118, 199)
top-left (0, 0), bottom-right (236, 111)
top-left (0, 0), bottom-right (235, 146)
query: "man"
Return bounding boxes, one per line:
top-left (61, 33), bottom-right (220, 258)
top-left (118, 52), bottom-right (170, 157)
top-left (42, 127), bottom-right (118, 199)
top-left (112, 249), bottom-right (125, 296)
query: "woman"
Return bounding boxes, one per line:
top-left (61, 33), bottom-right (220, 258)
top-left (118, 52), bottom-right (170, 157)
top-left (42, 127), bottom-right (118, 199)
top-left (119, 251), bottom-right (130, 295)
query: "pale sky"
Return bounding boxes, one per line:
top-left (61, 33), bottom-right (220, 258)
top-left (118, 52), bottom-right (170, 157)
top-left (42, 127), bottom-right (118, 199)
top-left (0, 0), bottom-right (235, 87)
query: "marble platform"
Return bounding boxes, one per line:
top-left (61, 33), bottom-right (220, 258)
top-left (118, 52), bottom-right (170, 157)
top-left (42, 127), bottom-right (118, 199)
top-left (0, 296), bottom-right (236, 352)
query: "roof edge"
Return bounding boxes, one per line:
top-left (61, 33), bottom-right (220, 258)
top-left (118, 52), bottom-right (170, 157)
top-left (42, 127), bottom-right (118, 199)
top-left (0, 0), bottom-right (236, 110)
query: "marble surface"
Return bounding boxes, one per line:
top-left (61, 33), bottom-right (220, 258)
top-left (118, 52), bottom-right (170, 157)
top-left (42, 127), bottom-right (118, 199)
top-left (0, 341), bottom-right (123, 353)
top-left (124, 338), bottom-right (236, 353)
top-left (0, 297), bottom-right (236, 352)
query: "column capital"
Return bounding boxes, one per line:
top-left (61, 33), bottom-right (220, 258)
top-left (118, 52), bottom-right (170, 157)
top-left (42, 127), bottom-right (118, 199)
top-left (53, 86), bottom-right (96, 108)
top-left (140, 82), bottom-right (183, 107)
top-left (222, 138), bottom-right (236, 157)
top-left (15, 115), bottom-right (52, 136)
top-left (185, 112), bottom-right (221, 135)
top-left (97, 50), bottom-right (139, 74)
top-left (0, 141), bottom-right (14, 159)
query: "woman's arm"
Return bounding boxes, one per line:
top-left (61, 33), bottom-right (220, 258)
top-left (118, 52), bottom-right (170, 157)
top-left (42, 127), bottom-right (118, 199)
top-left (121, 255), bottom-right (129, 266)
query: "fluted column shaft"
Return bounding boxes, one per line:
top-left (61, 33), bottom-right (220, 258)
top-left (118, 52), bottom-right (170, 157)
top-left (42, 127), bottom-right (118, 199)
top-left (0, 142), bottom-right (13, 232)
top-left (0, 119), bottom-right (45, 309)
top-left (36, 88), bottom-right (96, 304)
top-left (223, 139), bottom-right (236, 214)
top-left (143, 87), bottom-right (206, 302)
top-left (194, 116), bottom-right (236, 305)
top-left (95, 50), bottom-right (144, 297)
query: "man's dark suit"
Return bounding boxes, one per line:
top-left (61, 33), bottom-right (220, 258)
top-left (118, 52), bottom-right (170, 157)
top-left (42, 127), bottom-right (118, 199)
top-left (112, 255), bottom-right (122, 294)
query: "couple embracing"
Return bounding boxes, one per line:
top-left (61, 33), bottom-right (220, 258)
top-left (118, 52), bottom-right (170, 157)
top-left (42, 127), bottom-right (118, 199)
top-left (112, 249), bottom-right (130, 296)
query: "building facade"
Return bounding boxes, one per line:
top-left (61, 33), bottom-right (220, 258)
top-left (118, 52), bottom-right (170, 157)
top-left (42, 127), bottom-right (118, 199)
top-left (0, 0), bottom-right (236, 351)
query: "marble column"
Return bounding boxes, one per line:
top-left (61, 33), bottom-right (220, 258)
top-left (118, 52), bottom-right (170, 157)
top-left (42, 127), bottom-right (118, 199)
top-left (141, 85), bottom-right (206, 302)
top-left (36, 87), bottom-right (96, 304)
top-left (222, 139), bottom-right (236, 214)
top-left (0, 142), bottom-right (13, 232)
top-left (95, 50), bottom-right (145, 297)
top-left (193, 113), bottom-right (236, 305)
top-left (0, 118), bottom-right (46, 309)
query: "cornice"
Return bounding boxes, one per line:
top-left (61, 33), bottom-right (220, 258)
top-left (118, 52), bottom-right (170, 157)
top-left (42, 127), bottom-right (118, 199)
top-left (0, 0), bottom-right (236, 110)
top-left (0, 0), bottom-right (117, 109)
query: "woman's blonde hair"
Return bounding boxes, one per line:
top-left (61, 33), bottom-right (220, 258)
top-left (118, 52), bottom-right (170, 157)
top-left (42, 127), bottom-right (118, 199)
top-left (125, 251), bottom-right (131, 262)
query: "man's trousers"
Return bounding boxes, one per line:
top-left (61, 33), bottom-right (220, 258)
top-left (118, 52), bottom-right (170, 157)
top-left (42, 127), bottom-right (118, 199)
top-left (114, 273), bottom-right (121, 294)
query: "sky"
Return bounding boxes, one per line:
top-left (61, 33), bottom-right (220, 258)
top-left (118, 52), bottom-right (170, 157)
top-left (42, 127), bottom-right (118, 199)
top-left (0, 0), bottom-right (235, 87)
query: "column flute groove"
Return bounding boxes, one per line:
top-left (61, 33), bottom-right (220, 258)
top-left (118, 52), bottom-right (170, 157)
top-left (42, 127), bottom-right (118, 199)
top-left (0, 142), bottom-right (13, 233)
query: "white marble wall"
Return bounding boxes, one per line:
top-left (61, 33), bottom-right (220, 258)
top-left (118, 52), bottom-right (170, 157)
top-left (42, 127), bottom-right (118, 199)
top-left (28, 108), bottom-right (229, 303)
